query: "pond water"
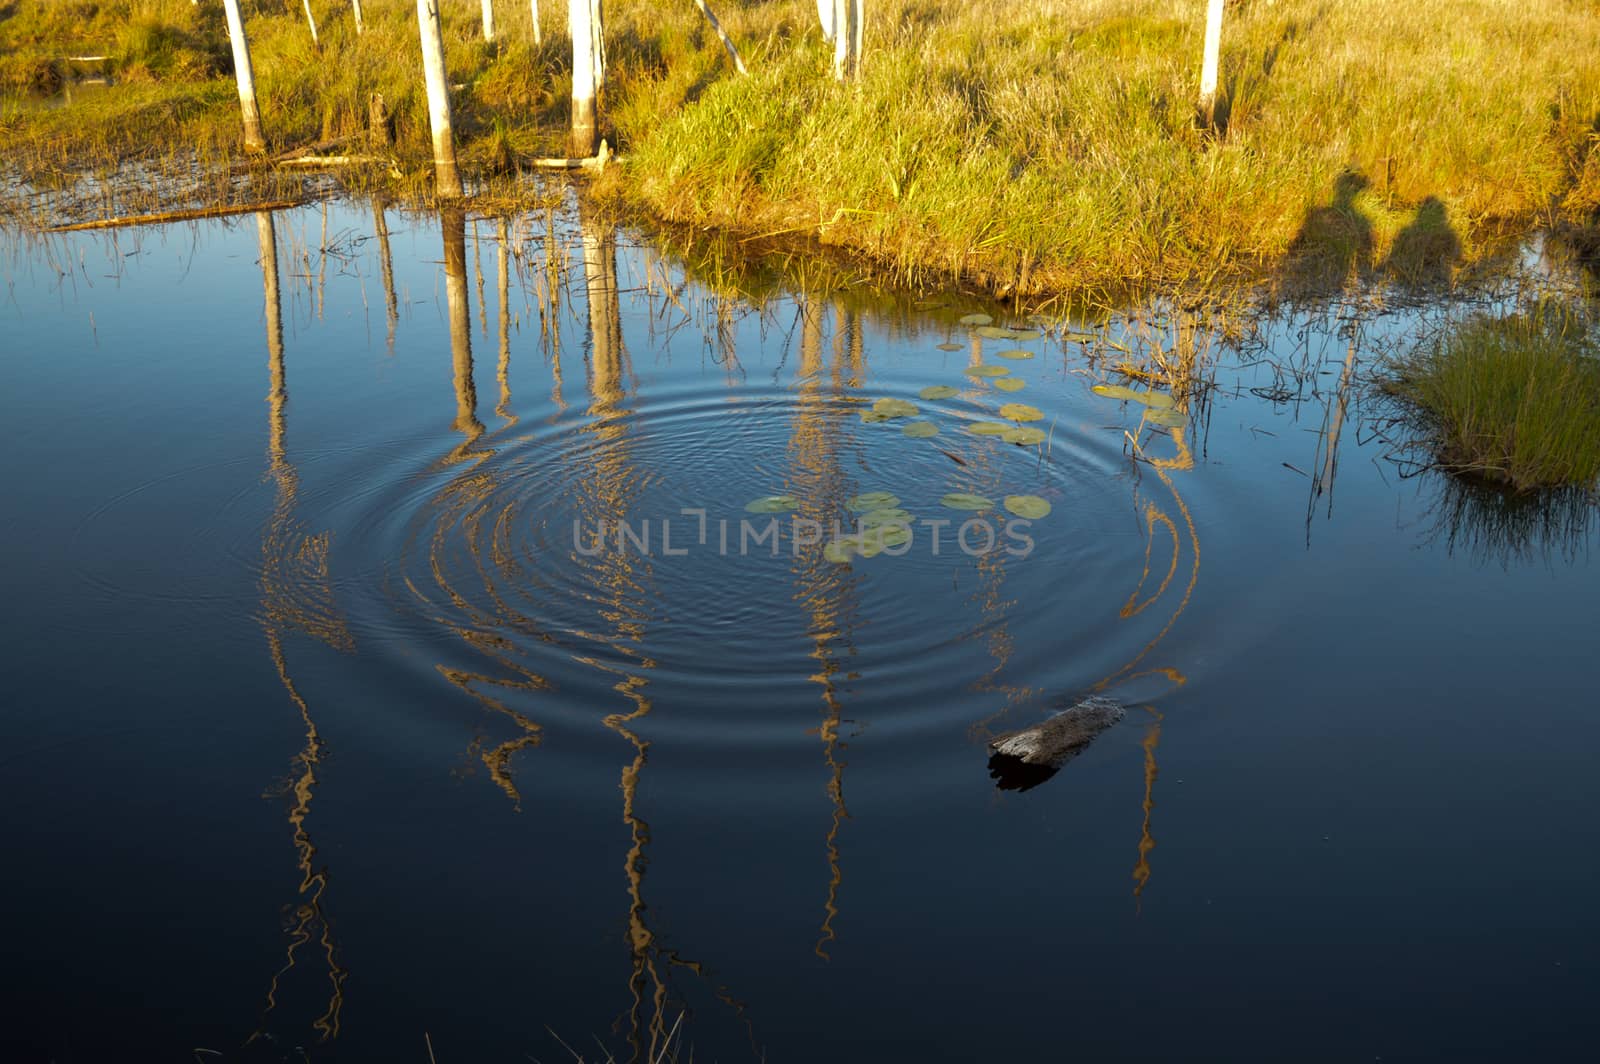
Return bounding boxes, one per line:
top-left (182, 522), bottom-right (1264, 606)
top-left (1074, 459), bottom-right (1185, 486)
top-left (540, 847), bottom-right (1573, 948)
top-left (1, 197), bottom-right (1596, 1062)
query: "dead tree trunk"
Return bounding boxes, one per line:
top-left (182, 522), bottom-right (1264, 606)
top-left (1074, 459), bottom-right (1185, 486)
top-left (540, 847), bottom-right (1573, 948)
top-left (351, 0), bottom-right (364, 34)
top-left (692, 0), bottom-right (747, 75)
top-left (221, 0), bottom-right (264, 152)
top-left (530, 0), bottom-right (542, 45)
top-left (481, 0), bottom-right (495, 43)
top-left (1199, 0), bottom-right (1225, 126)
top-left (569, 0), bottom-right (599, 156)
top-left (831, 0), bottom-right (862, 80)
top-left (301, 0), bottom-right (320, 46)
top-left (416, 0), bottom-right (463, 197)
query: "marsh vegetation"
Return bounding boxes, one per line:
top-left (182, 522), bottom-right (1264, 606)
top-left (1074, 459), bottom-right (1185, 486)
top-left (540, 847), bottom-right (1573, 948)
top-left (2, 1), bottom-right (1599, 299)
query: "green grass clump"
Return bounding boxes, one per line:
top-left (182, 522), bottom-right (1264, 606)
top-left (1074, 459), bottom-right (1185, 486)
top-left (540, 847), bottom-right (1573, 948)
top-left (1387, 306), bottom-right (1600, 492)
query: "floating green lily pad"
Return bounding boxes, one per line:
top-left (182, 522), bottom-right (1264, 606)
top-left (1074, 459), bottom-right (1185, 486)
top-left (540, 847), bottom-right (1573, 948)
top-left (936, 342), bottom-right (963, 352)
top-left (866, 524), bottom-right (912, 549)
top-left (872, 397), bottom-right (919, 419)
top-left (1062, 331), bottom-right (1098, 343)
top-left (999, 402), bottom-right (1044, 422)
top-left (823, 539), bottom-right (857, 563)
top-left (745, 494), bottom-right (799, 513)
top-left (1144, 407), bottom-right (1187, 428)
top-left (993, 378), bottom-right (1026, 392)
top-left (963, 365), bottom-right (1010, 378)
top-left (941, 493), bottom-right (995, 511)
top-left (860, 410), bottom-right (895, 423)
top-left (976, 325), bottom-right (1017, 340)
top-left (995, 348), bottom-right (1035, 360)
top-left (1092, 384), bottom-right (1174, 409)
top-left (967, 422), bottom-right (1010, 436)
top-left (1001, 426), bottom-right (1047, 445)
top-left (1004, 495), bottom-right (1052, 519)
top-left (859, 507), bottom-right (913, 529)
top-left (959, 313), bottom-right (993, 326)
top-left (902, 421), bottom-right (940, 438)
top-left (1010, 329), bottom-right (1044, 342)
top-left (919, 384), bottom-right (960, 400)
top-left (848, 491), bottom-right (900, 511)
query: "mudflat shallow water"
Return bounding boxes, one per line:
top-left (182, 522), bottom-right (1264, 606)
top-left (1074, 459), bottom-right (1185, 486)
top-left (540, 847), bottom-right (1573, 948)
top-left (1, 198), bottom-right (1596, 1062)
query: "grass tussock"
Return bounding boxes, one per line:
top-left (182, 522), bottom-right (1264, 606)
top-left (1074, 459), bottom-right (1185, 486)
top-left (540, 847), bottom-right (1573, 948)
top-left (3, 1), bottom-right (1600, 297)
top-left (1386, 305), bottom-right (1600, 492)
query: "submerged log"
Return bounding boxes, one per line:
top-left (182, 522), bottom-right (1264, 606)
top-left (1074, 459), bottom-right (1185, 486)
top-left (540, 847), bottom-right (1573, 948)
top-left (987, 696), bottom-right (1125, 792)
top-left (42, 199), bottom-right (306, 233)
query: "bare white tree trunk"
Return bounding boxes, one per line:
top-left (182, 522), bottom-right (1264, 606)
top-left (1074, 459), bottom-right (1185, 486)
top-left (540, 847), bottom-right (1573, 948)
top-left (590, 0), bottom-right (606, 90)
top-left (569, 0), bottom-right (598, 156)
top-left (302, 0), bottom-right (320, 46)
top-left (817, 0), bottom-right (834, 43)
top-left (416, 0), bottom-right (463, 197)
top-left (831, 0), bottom-right (862, 80)
top-left (481, 0), bottom-right (495, 42)
top-left (221, 0), bottom-right (265, 151)
top-left (850, 0), bottom-right (863, 75)
top-left (351, 0), bottom-right (364, 34)
top-left (1199, 0), bottom-right (1225, 123)
top-left (692, 0), bottom-right (747, 75)
top-left (530, 0), bottom-right (542, 45)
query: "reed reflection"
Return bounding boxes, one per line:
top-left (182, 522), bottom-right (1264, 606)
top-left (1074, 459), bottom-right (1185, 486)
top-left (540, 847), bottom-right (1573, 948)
top-left (371, 196), bottom-right (398, 352)
top-left (252, 209), bottom-right (349, 1045)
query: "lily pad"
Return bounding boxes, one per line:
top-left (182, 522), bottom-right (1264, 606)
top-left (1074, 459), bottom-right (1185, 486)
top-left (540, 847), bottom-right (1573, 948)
top-left (966, 422), bottom-right (1010, 436)
top-left (1144, 407), bottom-right (1187, 428)
top-left (848, 491), bottom-right (900, 511)
top-left (999, 403), bottom-right (1044, 422)
top-left (1004, 495), bottom-right (1052, 519)
top-left (1001, 426), bottom-right (1047, 445)
top-left (995, 348), bottom-right (1035, 360)
top-left (1092, 384), bottom-right (1175, 408)
top-left (823, 538), bottom-right (858, 564)
top-left (936, 342), bottom-right (963, 352)
top-left (866, 524), bottom-right (912, 549)
top-left (919, 384), bottom-right (960, 400)
top-left (976, 325), bottom-right (1017, 340)
top-left (993, 378), bottom-right (1026, 392)
top-left (1062, 331), bottom-right (1098, 343)
top-left (859, 410), bottom-right (895, 423)
top-left (859, 507), bottom-right (913, 529)
top-left (959, 313), bottom-right (993, 326)
top-left (872, 397), bottom-right (919, 418)
top-left (1010, 329), bottom-right (1044, 342)
top-left (963, 365), bottom-right (1010, 378)
top-left (941, 493), bottom-right (995, 511)
top-left (745, 494), bottom-right (799, 513)
top-left (902, 421), bottom-right (940, 438)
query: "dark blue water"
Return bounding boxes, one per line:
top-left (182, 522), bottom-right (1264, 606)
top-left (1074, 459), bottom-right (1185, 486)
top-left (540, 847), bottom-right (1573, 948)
top-left (1, 200), bottom-right (1596, 1062)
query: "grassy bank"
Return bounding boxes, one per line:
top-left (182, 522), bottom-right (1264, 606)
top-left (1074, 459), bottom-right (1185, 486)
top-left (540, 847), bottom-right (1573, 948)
top-left (5, 1), bottom-right (1600, 298)
top-left (1385, 305), bottom-right (1600, 492)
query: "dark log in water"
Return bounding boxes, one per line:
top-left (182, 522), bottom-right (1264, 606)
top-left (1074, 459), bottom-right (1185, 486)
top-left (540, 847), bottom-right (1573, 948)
top-left (987, 697), bottom-right (1125, 792)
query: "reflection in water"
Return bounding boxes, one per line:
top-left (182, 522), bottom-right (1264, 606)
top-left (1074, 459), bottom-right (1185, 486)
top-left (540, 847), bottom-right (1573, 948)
top-left (415, 208), bottom-right (546, 804)
top-left (1422, 476), bottom-right (1596, 567)
top-left (1307, 329), bottom-right (1361, 541)
top-left (495, 217), bottom-right (516, 426)
top-left (444, 209), bottom-right (485, 459)
top-left (1131, 710), bottom-right (1162, 904)
top-left (252, 210), bottom-right (350, 1044)
top-left (372, 196), bottom-right (398, 352)
top-left (786, 298), bottom-right (863, 960)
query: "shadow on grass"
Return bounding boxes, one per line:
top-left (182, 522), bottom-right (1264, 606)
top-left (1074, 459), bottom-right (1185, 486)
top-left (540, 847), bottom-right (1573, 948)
top-left (1385, 196), bottom-right (1462, 288)
top-left (1286, 168), bottom-right (1376, 295)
